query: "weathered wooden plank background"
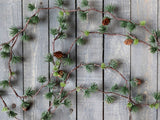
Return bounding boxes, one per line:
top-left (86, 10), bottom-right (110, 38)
top-left (0, 0), bottom-right (159, 120)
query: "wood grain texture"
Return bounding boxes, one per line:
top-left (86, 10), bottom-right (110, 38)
top-left (131, 0), bottom-right (157, 120)
top-left (77, 0), bottom-right (103, 120)
top-left (104, 0), bottom-right (130, 120)
top-left (23, 0), bottom-right (49, 120)
top-left (49, 0), bottom-right (76, 119)
top-left (0, 0), bottom-right (23, 119)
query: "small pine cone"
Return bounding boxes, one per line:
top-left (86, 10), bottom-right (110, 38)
top-left (134, 78), bottom-right (142, 85)
top-left (54, 51), bottom-right (64, 59)
top-left (102, 17), bottom-right (110, 26)
top-left (124, 39), bottom-right (133, 45)
top-left (58, 70), bottom-right (64, 78)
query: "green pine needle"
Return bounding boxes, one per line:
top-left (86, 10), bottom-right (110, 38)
top-left (108, 59), bottom-right (119, 69)
top-left (150, 46), bottom-right (158, 53)
top-left (21, 32), bottom-right (30, 41)
top-left (58, 32), bottom-right (67, 39)
top-left (38, 76), bottom-right (47, 84)
top-left (41, 111), bottom-right (52, 120)
top-left (105, 95), bottom-right (115, 104)
top-left (81, 0), bottom-right (88, 7)
top-left (104, 5), bottom-right (115, 13)
top-left (0, 51), bottom-right (10, 58)
top-left (62, 57), bottom-right (73, 66)
top-left (127, 22), bottom-right (136, 32)
top-left (98, 25), bottom-right (108, 33)
top-left (45, 53), bottom-right (53, 62)
top-left (61, 91), bottom-right (67, 99)
top-left (53, 98), bottom-right (61, 107)
top-left (51, 28), bottom-right (59, 36)
top-left (55, 0), bottom-right (64, 7)
top-left (134, 95), bottom-right (143, 103)
top-left (150, 103), bottom-right (159, 109)
top-left (21, 101), bottom-right (30, 109)
top-left (153, 92), bottom-right (160, 101)
top-left (64, 98), bottom-right (72, 108)
top-left (156, 30), bottom-right (160, 37)
top-left (28, 4), bottom-right (35, 11)
top-left (120, 21), bottom-right (128, 28)
top-left (47, 81), bottom-right (56, 89)
top-left (149, 35), bottom-right (156, 44)
top-left (8, 111), bottom-right (17, 118)
top-left (2, 44), bottom-right (10, 52)
top-left (10, 27), bottom-right (19, 37)
top-left (0, 80), bottom-right (9, 88)
top-left (24, 87), bottom-right (35, 97)
top-left (57, 16), bottom-right (66, 24)
top-left (84, 89), bottom-right (91, 97)
top-left (76, 37), bottom-right (85, 46)
top-left (90, 83), bottom-right (98, 92)
top-left (26, 15), bottom-right (40, 24)
top-left (131, 105), bottom-right (139, 112)
top-left (130, 79), bottom-right (137, 88)
top-left (11, 56), bottom-right (22, 64)
top-left (110, 84), bottom-right (119, 92)
top-left (45, 92), bottom-right (53, 100)
top-left (119, 86), bottom-right (129, 95)
top-left (85, 64), bottom-right (95, 72)
top-left (79, 11), bottom-right (88, 20)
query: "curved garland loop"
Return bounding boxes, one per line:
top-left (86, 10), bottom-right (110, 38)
top-left (0, 0), bottom-right (160, 120)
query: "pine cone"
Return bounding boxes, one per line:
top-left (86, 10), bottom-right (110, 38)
top-left (134, 78), bottom-right (142, 85)
top-left (124, 39), bottom-right (133, 45)
top-left (58, 70), bottom-right (64, 78)
top-left (102, 17), bottom-right (110, 26)
top-left (54, 51), bottom-right (65, 59)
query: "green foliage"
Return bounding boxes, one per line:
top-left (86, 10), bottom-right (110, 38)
top-left (127, 22), bottom-right (136, 32)
top-left (133, 39), bottom-right (139, 45)
top-left (60, 23), bottom-right (68, 31)
top-left (47, 81), bottom-right (56, 89)
top-left (57, 16), bottom-right (66, 24)
top-left (41, 111), bottom-right (52, 120)
top-left (55, 0), bottom-right (64, 7)
top-left (81, 0), bottom-right (88, 7)
top-left (60, 82), bottom-right (66, 87)
top-left (45, 53), bottom-right (53, 62)
top-left (2, 44), bottom-right (10, 52)
top-left (11, 56), bottom-right (22, 64)
top-left (90, 83), bottom-right (98, 92)
top-left (104, 5), bottom-right (115, 13)
top-left (110, 84), bottom-right (119, 92)
top-left (61, 91), bottom-right (67, 99)
top-left (134, 95), bottom-right (143, 103)
top-left (38, 76), bottom-right (47, 84)
top-left (84, 89), bottom-right (91, 97)
top-left (26, 15), bottom-right (39, 24)
top-left (62, 57), bottom-right (73, 66)
top-left (24, 87), bottom-right (35, 97)
top-left (150, 103), bottom-right (159, 109)
top-left (21, 32), bottom-right (30, 41)
top-left (120, 21), bottom-right (128, 28)
top-left (98, 25), bottom-right (108, 33)
top-left (45, 92), bottom-right (53, 100)
top-left (119, 86), bottom-right (129, 95)
top-left (2, 107), bottom-right (8, 112)
top-left (28, 4), bottom-right (35, 11)
top-left (108, 59), bottom-right (119, 69)
top-left (79, 11), bottom-right (88, 20)
top-left (76, 37), bottom-right (85, 46)
top-left (139, 21), bottom-right (146, 26)
top-left (51, 28), bottom-right (59, 36)
top-left (63, 98), bottom-right (72, 108)
top-left (127, 102), bottom-right (132, 108)
top-left (76, 87), bottom-right (81, 92)
top-left (130, 79), bottom-right (137, 88)
top-left (155, 30), bottom-right (160, 37)
top-left (149, 35), bottom-right (156, 44)
top-left (150, 46), bottom-right (158, 53)
top-left (84, 30), bottom-right (90, 36)
top-left (8, 110), bottom-right (17, 118)
top-left (21, 101), bottom-right (30, 110)
top-left (59, 11), bottom-right (64, 17)
top-left (0, 80), bottom-right (9, 88)
top-left (10, 27), bottom-right (19, 37)
top-left (127, 103), bottom-right (139, 112)
top-left (85, 64), bottom-right (95, 72)
top-left (53, 98), bottom-right (61, 107)
top-left (53, 72), bottom-right (59, 77)
top-left (153, 92), bottom-right (160, 101)
top-left (58, 32), bottom-right (67, 39)
top-left (101, 63), bottom-right (106, 69)
top-left (105, 95), bottom-right (115, 104)
top-left (59, 72), bottom-right (67, 81)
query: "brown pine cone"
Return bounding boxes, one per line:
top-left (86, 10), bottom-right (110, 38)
top-left (54, 51), bottom-right (64, 59)
top-left (102, 17), bottom-right (111, 26)
top-left (134, 78), bottom-right (142, 85)
top-left (124, 39), bottom-right (133, 45)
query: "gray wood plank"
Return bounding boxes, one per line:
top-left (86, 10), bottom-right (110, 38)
top-left (49, 0), bottom-right (76, 119)
top-left (0, 0), bottom-right (23, 119)
top-left (77, 0), bottom-right (103, 120)
top-left (131, 0), bottom-right (157, 120)
top-left (23, 1), bottom-right (49, 120)
top-left (104, 0), bottom-right (130, 120)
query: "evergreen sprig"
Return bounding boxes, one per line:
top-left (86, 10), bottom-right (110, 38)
top-left (63, 98), bottom-right (72, 108)
top-left (119, 86), bottom-right (129, 95)
top-left (85, 64), bottom-right (95, 72)
top-left (21, 101), bottom-right (30, 111)
top-left (53, 98), bottom-right (61, 107)
top-left (41, 111), bottom-right (52, 120)
top-left (105, 5), bottom-right (115, 13)
top-left (150, 46), bottom-right (158, 53)
top-left (28, 4), bottom-right (35, 11)
top-left (26, 15), bottom-right (39, 24)
top-left (10, 27), bottom-right (19, 37)
top-left (134, 95), bottom-right (143, 103)
top-left (98, 25), bottom-right (108, 33)
top-left (79, 11), bottom-right (88, 20)
top-left (2, 44), bottom-right (10, 52)
top-left (153, 92), bottom-right (160, 101)
top-left (21, 32), bottom-right (30, 41)
top-left (24, 87), bottom-right (35, 97)
top-left (45, 53), bottom-right (53, 62)
top-left (0, 51), bottom-right (10, 58)
top-left (45, 92), bottom-right (53, 100)
top-left (7, 111), bottom-right (17, 118)
top-left (38, 76), bottom-right (47, 84)
top-left (55, 0), bottom-right (64, 7)
top-left (76, 37), bottom-right (85, 46)
top-left (0, 80), bottom-right (9, 88)
top-left (108, 59), bottom-right (119, 69)
top-left (81, 0), bottom-right (89, 7)
top-left (11, 56), bottom-right (22, 64)
top-left (105, 95), bottom-right (115, 104)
